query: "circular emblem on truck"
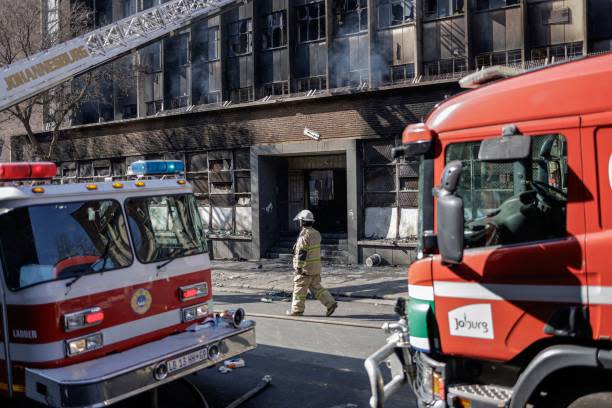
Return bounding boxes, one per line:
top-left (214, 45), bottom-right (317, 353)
top-left (131, 288), bottom-right (152, 315)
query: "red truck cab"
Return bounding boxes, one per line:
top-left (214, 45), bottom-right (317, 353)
top-left (0, 161), bottom-right (255, 407)
top-left (366, 53), bottom-right (612, 408)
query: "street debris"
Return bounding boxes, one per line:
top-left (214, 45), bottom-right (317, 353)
top-left (218, 366), bottom-right (232, 374)
top-left (224, 358), bottom-right (246, 369)
top-left (260, 297), bottom-right (273, 303)
top-left (225, 375), bottom-right (272, 408)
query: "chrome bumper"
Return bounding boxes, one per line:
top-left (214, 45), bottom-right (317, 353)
top-left (25, 320), bottom-right (256, 408)
top-left (364, 331), bottom-right (411, 408)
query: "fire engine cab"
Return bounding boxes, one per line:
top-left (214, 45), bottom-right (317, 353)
top-left (0, 161), bottom-right (255, 407)
top-left (366, 53), bottom-right (612, 408)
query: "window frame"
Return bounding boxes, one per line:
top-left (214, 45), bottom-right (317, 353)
top-left (0, 199), bottom-right (135, 292)
top-left (296, 2), bottom-right (326, 43)
top-left (262, 10), bottom-right (288, 50)
top-left (124, 193), bottom-right (209, 265)
top-left (378, 0), bottom-right (415, 29)
top-left (443, 133), bottom-right (570, 250)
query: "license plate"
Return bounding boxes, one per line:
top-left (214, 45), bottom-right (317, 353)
top-left (166, 348), bottom-right (208, 374)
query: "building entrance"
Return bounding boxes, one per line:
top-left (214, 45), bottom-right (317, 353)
top-left (286, 155), bottom-right (347, 234)
top-left (306, 169), bottom-right (347, 233)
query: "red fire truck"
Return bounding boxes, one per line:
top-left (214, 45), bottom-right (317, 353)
top-left (0, 1), bottom-right (256, 406)
top-left (366, 53), bottom-right (612, 407)
top-left (0, 160), bottom-right (255, 407)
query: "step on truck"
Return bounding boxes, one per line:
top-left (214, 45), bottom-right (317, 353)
top-left (0, 160), bottom-right (255, 407)
top-left (366, 53), bottom-right (612, 408)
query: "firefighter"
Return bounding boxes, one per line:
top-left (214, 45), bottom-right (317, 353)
top-left (286, 210), bottom-right (338, 317)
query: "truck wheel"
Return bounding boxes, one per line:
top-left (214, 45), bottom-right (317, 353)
top-left (566, 392), bottom-right (612, 408)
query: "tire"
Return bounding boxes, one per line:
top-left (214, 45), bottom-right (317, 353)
top-left (566, 392), bottom-right (612, 408)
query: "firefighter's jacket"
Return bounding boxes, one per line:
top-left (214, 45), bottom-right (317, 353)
top-left (292, 227), bottom-right (322, 275)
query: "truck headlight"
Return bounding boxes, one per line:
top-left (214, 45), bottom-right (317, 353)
top-left (66, 333), bottom-right (103, 357)
top-left (182, 302), bottom-right (209, 323)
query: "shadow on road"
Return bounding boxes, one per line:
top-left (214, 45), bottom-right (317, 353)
top-left (193, 344), bottom-right (416, 408)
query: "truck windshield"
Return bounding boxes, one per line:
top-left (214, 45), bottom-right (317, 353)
top-left (125, 194), bottom-right (207, 264)
top-left (0, 200), bottom-right (133, 290)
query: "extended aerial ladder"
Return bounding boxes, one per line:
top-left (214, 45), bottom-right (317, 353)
top-left (0, 0), bottom-right (246, 113)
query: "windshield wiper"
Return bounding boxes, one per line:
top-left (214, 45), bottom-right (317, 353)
top-left (66, 239), bottom-right (113, 290)
top-left (156, 247), bottom-right (197, 270)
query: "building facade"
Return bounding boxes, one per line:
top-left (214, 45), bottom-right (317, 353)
top-left (10, 0), bottom-right (612, 264)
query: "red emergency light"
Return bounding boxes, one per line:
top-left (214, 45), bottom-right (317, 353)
top-left (0, 162), bottom-right (57, 181)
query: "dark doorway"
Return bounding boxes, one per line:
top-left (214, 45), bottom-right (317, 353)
top-left (306, 169), bottom-right (347, 233)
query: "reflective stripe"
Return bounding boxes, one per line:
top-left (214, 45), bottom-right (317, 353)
top-left (409, 336), bottom-right (430, 351)
top-left (0, 309), bottom-right (181, 363)
top-left (408, 285), bottom-right (434, 301)
top-left (305, 245), bottom-right (320, 250)
top-left (314, 288), bottom-right (327, 299)
top-left (432, 282), bottom-right (612, 304)
top-left (304, 258), bottom-right (321, 264)
top-left (294, 294), bottom-right (307, 300)
top-left (0, 382), bottom-right (25, 393)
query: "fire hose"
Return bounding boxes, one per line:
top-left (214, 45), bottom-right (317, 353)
top-left (225, 375), bottom-right (273, 408)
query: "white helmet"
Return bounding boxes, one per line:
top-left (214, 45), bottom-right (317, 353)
top-left (293, 209), bottom-right (315, 222)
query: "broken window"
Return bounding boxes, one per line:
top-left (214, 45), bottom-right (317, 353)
top-left (93, 160), bottom-right (111, 177)
top-left (122, 104), bottom-right (137, 119)
top-left (424, 57), bottom-right (467, 76)
top-left (112, 158), bottom-right (126, 176)
top-left (61, 162), bottom-right (77, 179)
top-left (297, 2), bottom-right (326, 42)
top-left (142, 42), bottom-right (162, 74)
top-left (334, 0), bottom-right (368, 36)
top-left (530, 42), bottom-right (583, 61)
top-left (193, 25), bottom-right (220, 62)
top-left (363, 140), bottom-right (419, 240)
top-left (424, 0), bottom-right (462, 18)
top-left (230, 87), bottom-right (255, 104)
top-left (383, 63), bottom-right (415, 84)
top-left (259, 81), bottom-right (289, 99)
top-left (262, 11), bottom-right (288, 49)
top-left (296, 76), bottom-right (327, 92)
top-left (164, 34), bottom-right (190, 110)
top-left (475, 0), bottom-right (519, 10)
top-left (228, 19), bottom-right (253, 56)
top-left (475, 49), bottom-right (522, 68)
top-left (378, 0), bottom-right (414, 28)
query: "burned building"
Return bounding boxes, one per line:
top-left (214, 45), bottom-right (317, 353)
top-left (11, 0), bottom-right (611, 264)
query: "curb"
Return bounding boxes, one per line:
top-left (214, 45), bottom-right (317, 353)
top-left (213, 283), bottom-right (407, 302)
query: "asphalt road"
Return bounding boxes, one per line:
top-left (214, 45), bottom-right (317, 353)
top-left (190, 290), bottom-right (418, 408)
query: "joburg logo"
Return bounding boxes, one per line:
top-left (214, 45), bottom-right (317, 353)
top-left (131, 288), bottom-right (153, 315)
top-left (448, 304), bottom-right (495, 340)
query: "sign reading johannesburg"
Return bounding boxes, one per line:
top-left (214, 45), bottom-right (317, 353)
top-left (448, 304), bottom-right (494, 339)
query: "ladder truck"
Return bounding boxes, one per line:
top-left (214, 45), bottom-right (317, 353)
top-left (0, 1), bottom-right (256, 407)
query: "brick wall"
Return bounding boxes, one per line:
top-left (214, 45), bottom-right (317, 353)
top-left (12, 82), bottom-right (459, 161)
top-left (1, 108), bottom-right (43, 162)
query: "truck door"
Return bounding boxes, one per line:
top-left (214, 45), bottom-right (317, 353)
top-left (582, 121), bottom-right (612, 340)
top-left (0, 264), bottom-right (13, 397)
top-left (431, 124), bottom-right (586, 362)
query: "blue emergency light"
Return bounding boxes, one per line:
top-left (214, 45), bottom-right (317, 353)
top-left (127, 160), bottom-right (185, 176)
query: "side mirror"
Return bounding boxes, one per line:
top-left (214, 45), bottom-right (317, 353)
top-left (435, 161), bottom-right (464, 265)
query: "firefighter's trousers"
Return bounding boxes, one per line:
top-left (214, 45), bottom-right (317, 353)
top-left (291, 273), bottom-right (336, 313)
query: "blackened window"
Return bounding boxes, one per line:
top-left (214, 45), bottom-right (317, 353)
top-left (194, 26), bottom-right (220, 61)
top-left (164, 33), bottom-right (190, 110)
top-left (297, 2), bottom-right (326, 42)
top-left (424, 0), bottom-right (463, 18)
top-left (334, 0), bottom-right (368, 36)
top-left (475, 0), bottom-right (519, 10)
top-left (122, 0), bottom-right (137, 18)
top-left (378, 0), bottom-right (414, 28)
top-left (262, 11), bottom-right (288, 49)
top-left (142, 42), bottom-right (162, 73)
top-left (228, 19), bottom-right (253, 56)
